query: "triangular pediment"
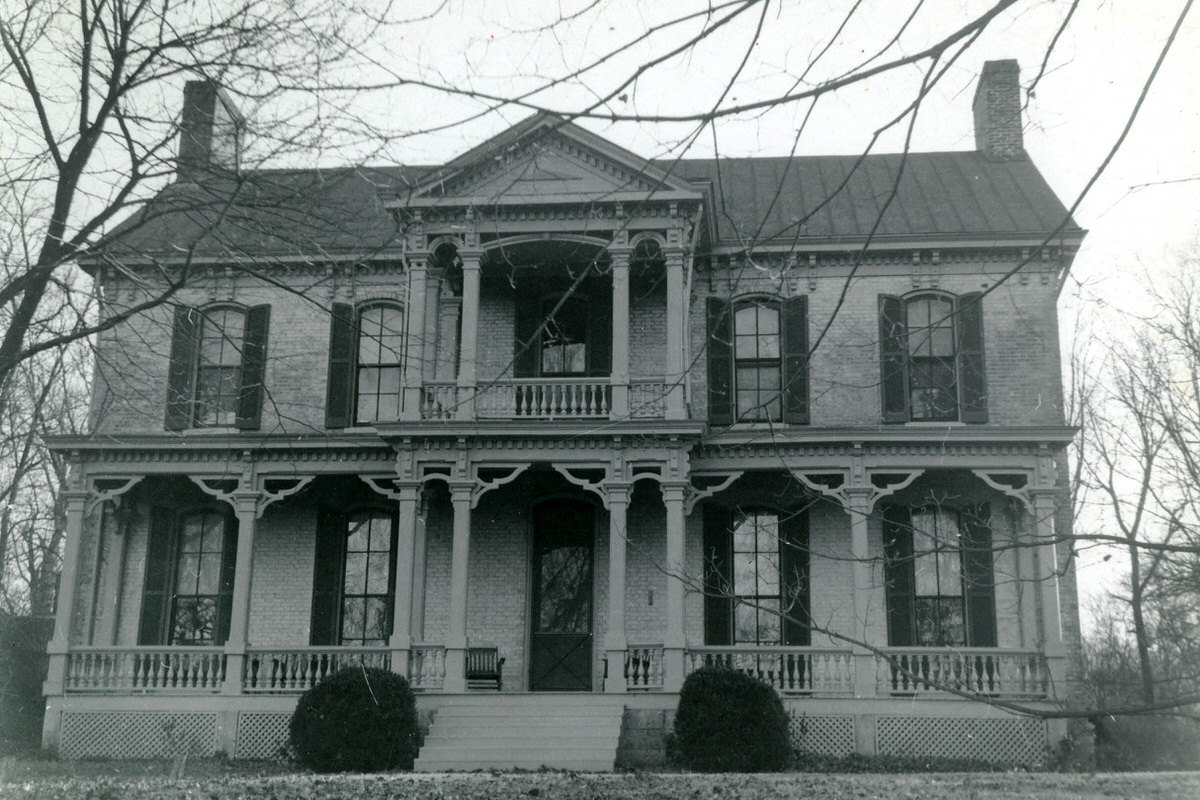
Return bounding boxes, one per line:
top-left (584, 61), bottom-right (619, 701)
top-left (409, 113), bottom-right (700, 205)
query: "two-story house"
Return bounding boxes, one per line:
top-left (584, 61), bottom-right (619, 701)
top-left (43, 60), bottom-right (1084, 769)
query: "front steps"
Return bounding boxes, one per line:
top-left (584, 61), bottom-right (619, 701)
top-left (414, 694), bottom-right (624, 772)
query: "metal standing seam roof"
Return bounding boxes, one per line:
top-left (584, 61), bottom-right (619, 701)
top-left (97, 149), bottom-right (1081, 260)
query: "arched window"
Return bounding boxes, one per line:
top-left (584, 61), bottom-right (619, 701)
top-left (324, 301), bottom-right (405, 427)
top-left (706, 295), bottom-right (808, 425)
top-left (194, 306), bottom-right (245, 427)
top-left (733, 302), bottom-right (782, 421)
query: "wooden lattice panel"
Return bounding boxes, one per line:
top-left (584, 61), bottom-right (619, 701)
top-left (235, 712), bottom-right (292, 760)
top-left (789, 713), bottom-right (856, 757)
top-left (876, 716), bottom-right (1047, 764)
top-left (59, 711), bottom-right (217, 760)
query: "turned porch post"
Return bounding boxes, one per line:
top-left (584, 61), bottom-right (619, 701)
top-left (222, 488), bottom-right (260, 695)
top-left (604, 483), bottom-right (630, 692)
top-left (43, 487), bottom-right (89, 697)
top-left (456, 253), bottom-right (481, 421)
top-left (664, 250), bottom-right (686, 419)
top-left (444, 483), bottom-right (473, 691)
top-left (389, 482), bottom-right (420, 679)
top-left (662, 482), bottom-right (687, 691)
top-left (402, 257), bottom-right (429, 420)
top-left (846, 489), bottom-right (878, 697)
top-left (610, 254), bottom-right (630, 418)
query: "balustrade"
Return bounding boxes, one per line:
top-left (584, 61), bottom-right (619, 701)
top-left (685, 647), bottom-right (855, 695)
top-left (65, 648), bottom-right (226, 693)
top-left (629, 380), bottom-right (668, 418)
top-left (420, 382), bottom-right (459, 420)
top-left (877, 648), bottom-right (1049, 698)
top-left (409, 644), bottom-right (447, 691)
top-left (475, 379), bottom-right (612, 419)
top-left (242, 647), bottom-right (390, 693)
top-left (625, 644), bottom-right (664, 690)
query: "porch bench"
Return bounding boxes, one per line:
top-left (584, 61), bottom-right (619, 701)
top-left (466, 647), bottom-right (505, 691)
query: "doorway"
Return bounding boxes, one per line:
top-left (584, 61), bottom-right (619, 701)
top-left (529, 498), bottom-right (594, 690)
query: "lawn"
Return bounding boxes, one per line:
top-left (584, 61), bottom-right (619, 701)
top-left (2, 764), bottom-right (1200, 800)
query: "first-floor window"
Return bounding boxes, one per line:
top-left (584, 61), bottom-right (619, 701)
top-left (138, 507), bottom-right (236, 646)
top-left (732, 510), bottom-right (782, 644)
top-left (311, 507), bottom-right (397, 646)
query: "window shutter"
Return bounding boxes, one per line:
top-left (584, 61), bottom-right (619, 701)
top-left (324, 303), bottom-right (355, 428)
top-left (310, 509), bottom-right (346, 645)
top-left (782, 295), bottom-right (810, 424)
top-left (588, 288), bottom-right (612, 377)
top-left (879, 295), bottom-right (909, 423)
top-left (236, 304), bottom-right (270, 430)
top-left (706, 297), bottom-right (733, 425)
top-left (962, 503), bottom-right (997, 647)
top-left (702, 505), bottom-right (733, 645)
top-left (780, 508), bottom-right (810, 646)
top-left (957, 292), bottom-right (988, 423)
top-left (386, 512), bottom-right (400, 640)
top-left (137, 507), bottom-right (175, 645)
top-left (513, 293), bottom-right (539, 378)
top-left (164, 306), bottom-right (199, 431)
top-left (882, 505), bottom-right (915, 646)
top-left (216, 514), bottom-right (238, 644)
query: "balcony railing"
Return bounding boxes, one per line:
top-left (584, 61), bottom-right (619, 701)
top-left (629, 380), bottom-right (669, 418)
top-left (476, 378), bottom-right (611, 419)
top-left (624, 644), bottom-right (664, 690)
top-left (242, 647), bottom-right (390, 693)
top-left (409, 644), bottom-right (446, 691)
top-left (686, 646), bottom-right (855, 695)
top-left (877, 648), bottom-right (1049, 698)
top-left (65, 647), bottom-right (226, 693)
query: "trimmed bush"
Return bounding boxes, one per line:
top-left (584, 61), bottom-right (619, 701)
top-left (673, 666), bottom-right (791, 772)
top-left (288, 665), bottom-right (419, 772)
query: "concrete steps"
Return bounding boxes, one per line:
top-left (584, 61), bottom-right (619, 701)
top-left (414, 694), bottom-right (624, 772)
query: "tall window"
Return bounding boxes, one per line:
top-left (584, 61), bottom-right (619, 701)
top-left (540, 296), bottom-right (588, 376)
top-left (702, 506), bottom-right (809, 646)
top-left (165, 304), bottom-right (270, 431)
top-left (734, 304), bottom-right (781, 421)
top-left (706, 296), bottom-right (808, 426)
top-left (355, 304), bottom-right (405, 423)
top-left (879, 292), bottom-right (987, 423)
top-left (883, 504), bottom-right (996, 648)
top-left (138, 507), bottom-right (236, 646)
top-left (311, 507), bottom-right (397, 646)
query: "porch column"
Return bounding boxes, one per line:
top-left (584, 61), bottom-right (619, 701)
top-left (95, 501), bottom-right (129, 645)
top-left (610, 254), bottom-right (630, 418)
top-left (401, 257), bottom-right (429, 420)
top-left (389, 482), bottom-right (420, 679)
top-left (662, 482), bottom-right (687, 692)
top-left (664, 251), bottom-right (686, 419)
top-left (222, 489), bottom-right (260, 695)
top-left (43, 487), bottom-right (89, 697)
top-left (445, 483), bottom-right (473, 691)
top-left (604, 483), bottom-right (630, 693)
top-left (846, 490), bottom-right (877, 697)
top-left (455, 253), bottom-right (481, 421)
top-left (1032, 491), bottom-right (1067, 690)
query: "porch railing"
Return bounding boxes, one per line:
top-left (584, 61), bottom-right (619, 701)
top-left (408, 644), bottom-right (446, 691)
top-left (629, 380), bottom-right (668, 418)
top-left (625, 644), bottom-right (664, 690)
top-left (242, 647), bottom-right (390, 693)
top-left (476, 379), bottom-right (611, 419)
top-left (420, 382), bottom-right (459, 420)
top-left (877, 648), bottom-right (1049, 698)
top-left (686, 646), bottom-right (855, 695)
top-left (65, 647), bottom-right (226, 693)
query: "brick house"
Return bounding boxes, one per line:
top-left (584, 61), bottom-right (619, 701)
top-left (43, 59), bottom-right (1085, 768)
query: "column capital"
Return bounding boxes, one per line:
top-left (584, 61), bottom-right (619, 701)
top-left (449, 481), bottom-right (474, 504)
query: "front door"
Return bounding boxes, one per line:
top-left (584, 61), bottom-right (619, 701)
top-left (529, 498), bottom-right (594, 690)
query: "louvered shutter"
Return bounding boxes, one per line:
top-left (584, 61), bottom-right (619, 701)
top-left (310, 509), bottom-right (346, 645)
top-left (879, 295), bottom-right (909, 423)
top-left (706, 298), bottom-right (733, 425)
top-left (216, 515), bottom-right (238, 644)
top-left (236, 304), bottom-right (270, 430)
top-left (780, 509), bottom-right (810, 646)
top-left (164, 306), bottom-right (199, 431)
top-left (957, 292), bottom-right (988, 423)
top-left (513, 293), bottom-right (539, 378)
top-left (962, 503), bottom-right (997, 647)
top-left (702, 505), bottom-right (733, 645)
top-left (782, 296), bottom-right (810, 424)
top-left (324, 303), bottom-right (355, 428)
top-left (138, 507), bottom-right (175, 645)
top-left (882, 505), bottom-right (915, 646)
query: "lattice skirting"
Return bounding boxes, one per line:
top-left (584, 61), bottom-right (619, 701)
top-left (234, 712), bottom-right (292, 760)
top-left (876, 716), bottom-right (1047, 764)
top-left (789, 713), bottom-right (856, 757)
top-left (59, 711), bottom-right (218, 760)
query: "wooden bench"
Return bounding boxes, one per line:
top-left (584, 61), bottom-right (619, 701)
top-left (466, 647), bottom-right (505, 691)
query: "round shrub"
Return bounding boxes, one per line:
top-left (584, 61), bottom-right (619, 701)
top-left (289, 665), bottom-right (419, 772)
top-left (673, 666), bottom-right (792, 772)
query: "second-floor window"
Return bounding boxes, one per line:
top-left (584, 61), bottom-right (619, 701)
top-left (707, 296), bottom-right (808, 426)
top-left (165, 303), bottom-right (270, 431)
top-left (879, 292), bottom-right (987, 423)
top-left (514, 291), bottom-right (611, 378)
top-left (325, 301), bottom-right (405, 427)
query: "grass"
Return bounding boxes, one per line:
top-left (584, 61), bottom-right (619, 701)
top-left (2, 761), bottom-right (1200, 800)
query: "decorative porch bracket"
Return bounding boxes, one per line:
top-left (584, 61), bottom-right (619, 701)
top-left (971, 470), bottom-right (1034, 511)
top-left (682, 471), bottom-right (744, 515)
top-left (85, 476), bottom-right (144, 515)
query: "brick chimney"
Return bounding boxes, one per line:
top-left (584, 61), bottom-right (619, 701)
top-left (972, 59), bottom-right (1026, 161)
top-left (177, 81), bottom-right (244, 181)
